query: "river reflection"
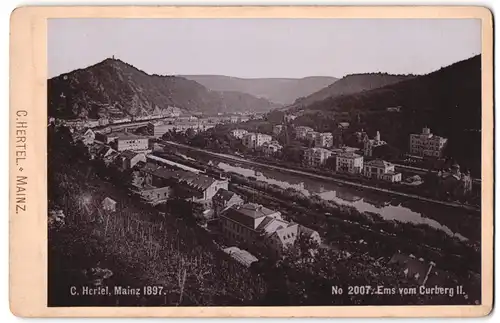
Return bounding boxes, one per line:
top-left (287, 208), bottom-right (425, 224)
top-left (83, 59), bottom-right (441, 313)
top-left (217, 161), bottom-right (469, 241)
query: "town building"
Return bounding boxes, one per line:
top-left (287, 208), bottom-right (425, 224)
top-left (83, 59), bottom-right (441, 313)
top-left (363, 159), bottom-right (402, 183)
top-left (336, 151), bottom-right (364, 174)
top-left (101, 197), bottom-right (117, 212)
top-left (94, 131), bottom-right (119, 144)
top-left (409, 127), bottom-right (448, 158)
top-left (303, 147), bottom-right (333, 167)
top-left (113, 132), bottom-right (150, 152)
top-left (363, 131), bottom-right (387, 157)
top-left (136, 185), bottom-right (172, 205)
top-left (298, 225), bottom-right (322, 245)
top-left (220, 203), bottom-right (320, 259)
top-left (98, 117), bottom-right (109, 126)
top-left (242, 133), bottom-right (272, 149)
top-left (116, 150), bottom-right (147, 170)
top-left (355, 129), bottom-right (368, 144)
top-left (436, 163), bottom-right (473, 199)
top-left (212, 188), bottom-right (244, 217)
top-left (73, 128), bottom-right (96, 146)
top-left (306, 131), bottom-right (319, 142)
top-left (314, 132), bottom-right (334, 148)
top-left (230, 129), bottom-right (248, 139)
top-left (273, 125), bottom-right (284, 136)
top-left (147, 167), bottom-right (229, 202)
top-left (96, 146), bottom-right (119, 166)
top-left (148, 120), bottom-right (216, 138)
top-left (261, 141), bottom-right (283, 156)
top-left (338, 122), bottom-right (350, 130)
top-left (284, 114), bottom-right (297, 122)
top-left (295, 126), bottom-right (314, 140)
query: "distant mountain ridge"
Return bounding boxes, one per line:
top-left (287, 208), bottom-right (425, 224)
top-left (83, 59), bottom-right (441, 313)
top-left (181, 75), bottom-right (338, 105)
top-left (292, 73), bottom-right (415, 107)
top-left (48, 58), bottom-right (281, 119)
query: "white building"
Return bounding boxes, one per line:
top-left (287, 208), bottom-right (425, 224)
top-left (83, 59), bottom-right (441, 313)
top-left (295, 126), bottom-right (314, 139)
top-left (220, 203), bottom-right (320, 259)
top-left (242, 133), bottom-right (272, 149)
top-left (363, 131), bottom-right (387, 157)
top-left (409, 127), bottom-right (448, 158)
top-left (114, 132), bottom-right (150, 152)
top-left (315, 132), bottom-right (334, 148)
top-left (363, 159), bottom-right (402, 183)
top-left (336, 151), bottom-right (364, 174)
top-left (230, 129), bottom-right (248, 139)
top-left (303, 147), bottom-right (332, 167)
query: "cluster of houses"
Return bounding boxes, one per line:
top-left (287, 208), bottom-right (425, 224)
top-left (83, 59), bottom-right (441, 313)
top-left (147, 117), bottom-right (217, 138)
top-left (67, 123), bottom-right (320, 265)
top-left (230, 130), bottom-right (284, 156)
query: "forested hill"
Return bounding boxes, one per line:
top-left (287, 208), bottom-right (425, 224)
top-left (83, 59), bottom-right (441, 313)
top-left (294, 55), bottom-right (482, 175)
top-left (48, 58), bottom-right (281, 119)
top-left (292, 73), bottom-right (415, 107)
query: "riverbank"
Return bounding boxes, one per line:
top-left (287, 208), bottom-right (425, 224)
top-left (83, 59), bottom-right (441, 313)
top-left (163, 141), bottom-right (480, 212)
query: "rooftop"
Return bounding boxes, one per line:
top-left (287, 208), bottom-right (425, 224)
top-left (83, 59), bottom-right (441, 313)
top-left (153, 168), bottom-right (219, 191)
top-left (120, 150), bottom-right (141, 160)
top-left (223, 247), bottom-right (258, 268)
top-left (114, 132), bottom-right (148, 140)
top-left (338, 151), bottom-right (362, 158)
top-left (365, 159), bottom-right (393, 168)
top-left (213, 188), bottom-right (238, 202)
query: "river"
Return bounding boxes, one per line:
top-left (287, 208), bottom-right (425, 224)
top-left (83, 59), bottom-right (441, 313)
top-left (215, 161), bottom-right (478, 242)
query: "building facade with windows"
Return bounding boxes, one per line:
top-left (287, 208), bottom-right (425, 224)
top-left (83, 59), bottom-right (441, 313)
top-left (303, 147), bottom-right (332, 167)
top-left (363, 159), bottom-right (402, 182)
top-left (242, 133), bottom-right (272, 149)
top-left (220, 203), bottom-right (319, 259)
top-left (409, 127), bottom-right (448, 158)
top-left (336, 151), bottom-right (364, 174)
top-left (230, 129), bottom-right (248, 139)
top-left (295, 126), bottom-right (314, 140)
top-left (315, 132), bottom-right (334, 148)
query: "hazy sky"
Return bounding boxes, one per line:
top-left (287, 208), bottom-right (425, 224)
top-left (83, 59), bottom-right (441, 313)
top-left (48, 18), bottom-right (481, 79)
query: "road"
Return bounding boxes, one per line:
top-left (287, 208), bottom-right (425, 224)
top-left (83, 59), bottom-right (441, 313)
top-left (163, 141), bottom-right (480, 213)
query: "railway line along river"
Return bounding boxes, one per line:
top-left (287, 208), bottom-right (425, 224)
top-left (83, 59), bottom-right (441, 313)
top-left (163, 141), bottom-right (480, 242)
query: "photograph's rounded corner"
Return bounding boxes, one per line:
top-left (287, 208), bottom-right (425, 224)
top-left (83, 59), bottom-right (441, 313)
top-left (475, 5), bottom-right (494, 24)
top-left (8, 298), bottom-right (36, 318)
top-left (477, 302), bottom-right (495, 317)
top-left (9, 5), bottom-right (35, 26)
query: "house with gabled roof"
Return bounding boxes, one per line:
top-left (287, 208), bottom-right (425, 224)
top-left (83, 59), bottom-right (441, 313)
top-left (220, 203), bottom-right (320, 259)
top-left (101, 197), bottom-right (117, 212)
top-left (116, 150), bottom-right (146, 170)
top-left (212, 188), bottom-right (244, 217)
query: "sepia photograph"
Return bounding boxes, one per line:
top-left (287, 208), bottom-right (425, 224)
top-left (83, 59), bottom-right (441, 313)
top-left (38, 13), bottom-right (489, 311)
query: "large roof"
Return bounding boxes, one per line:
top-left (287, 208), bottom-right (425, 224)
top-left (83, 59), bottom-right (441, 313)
top-left (114, 132), bottom-right (148, 140)
top-left (365, 159), bottom-right (393, 168)
top-left (120, 150), bottom-right (140, 160)
top-left (222, 203), bottom-right (279, 229)
top-left (298, 225), bottom-right (318, 237)
top-left (338, 151), bottom-right (362, 159)
top-left (213, 188), bottom-right (238, 203)
top-left (153, 168), bottom-right (218, 191)
top-left (223, 247), bottom-right (258, 267)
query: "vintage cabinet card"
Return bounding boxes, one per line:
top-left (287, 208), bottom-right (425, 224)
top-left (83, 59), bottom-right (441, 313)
top-left (9, 6), bottom-right (493, 317)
